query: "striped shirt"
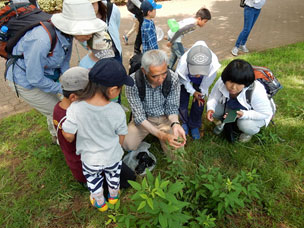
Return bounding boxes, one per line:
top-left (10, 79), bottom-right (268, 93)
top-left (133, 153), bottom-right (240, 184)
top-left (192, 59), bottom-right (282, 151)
top-left (141, 18), bottom-right (158, 53)
top-left (125, 70), bottom-right (180, 125)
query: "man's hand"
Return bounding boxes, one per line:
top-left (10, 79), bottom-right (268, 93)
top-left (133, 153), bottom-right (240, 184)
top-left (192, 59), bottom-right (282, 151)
top-left (172, 124), bottom-right (186, 145)
top-left (166, 41), bottom-right (172, 48)
top-left (206, 110), bottom-right (215, 122)
top-left (193, 91), bottom-right (204, 107)
top-left (159, 131), bottom-right (185, 149)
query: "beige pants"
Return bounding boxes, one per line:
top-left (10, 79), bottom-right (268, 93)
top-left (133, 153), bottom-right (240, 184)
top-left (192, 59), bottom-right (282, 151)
top-left (123, 116), bottom-right (176, 158)
top-left (8, 82), bottom-right (61, 137)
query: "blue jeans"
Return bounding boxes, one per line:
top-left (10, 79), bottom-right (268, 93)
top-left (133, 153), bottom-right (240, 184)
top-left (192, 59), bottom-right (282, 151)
top-left (235, 6), bottom-right (261, 47)
top-left (179, 84), bottom-right (204, 129)
top-left (168, 42), bottom-right (185, 69)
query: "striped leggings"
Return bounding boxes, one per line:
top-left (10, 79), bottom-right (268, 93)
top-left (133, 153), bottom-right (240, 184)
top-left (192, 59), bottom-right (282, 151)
top-left (82, 160), bottom-right (122, 203)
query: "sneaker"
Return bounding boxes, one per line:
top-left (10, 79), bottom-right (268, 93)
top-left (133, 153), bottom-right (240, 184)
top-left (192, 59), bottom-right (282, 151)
top-left (239, 45), bottom-right (249, 53)
top-left (108, 193), bottom-right (119, 205)
top-left (90, 195), bottom-right (108, 212)
top-left (182, 123), bottom-right (189, 135)
top-left (239, 133), bottom-right (252, 143)
top-left (213, 123), bottom-right (225, 135)
top-left (122, 35), bottom-right (128, 45)
top-left (231, 46), bottom-right (239, 56)
top-left (190, 128), bottom-right (200, 140)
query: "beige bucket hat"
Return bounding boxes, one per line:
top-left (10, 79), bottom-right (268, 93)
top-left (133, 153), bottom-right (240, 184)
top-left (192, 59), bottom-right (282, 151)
top-left (51, 0), bottom-right (107, 35)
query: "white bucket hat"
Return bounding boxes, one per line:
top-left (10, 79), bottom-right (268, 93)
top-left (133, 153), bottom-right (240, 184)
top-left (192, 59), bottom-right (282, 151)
top-left (51, 0), bottom-right (107, 35)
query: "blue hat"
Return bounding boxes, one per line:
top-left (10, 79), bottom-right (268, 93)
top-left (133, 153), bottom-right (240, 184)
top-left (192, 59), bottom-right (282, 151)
top-left (141, 0), bottom-right (162, 13)
top-left (89, 58), bottom-right (134, 87)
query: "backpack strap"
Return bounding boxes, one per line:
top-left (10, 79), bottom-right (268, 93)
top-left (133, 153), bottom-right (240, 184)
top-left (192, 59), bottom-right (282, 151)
top-left (245, 82), bottom-right (255, 108)
top-left (106, 0), bottom-right (113, 26)
top-left (135, 69), bottom-right (146, 102)
top-left (135, 69), bottom-right (172, 102)
top-left (162, 70), bottom-right (172, 98)
top-left (40, 21), bottom-right (57, 57)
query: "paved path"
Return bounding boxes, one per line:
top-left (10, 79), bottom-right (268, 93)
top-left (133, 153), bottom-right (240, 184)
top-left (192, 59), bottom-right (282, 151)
top-left (0, 0), bottom-right (303, 119)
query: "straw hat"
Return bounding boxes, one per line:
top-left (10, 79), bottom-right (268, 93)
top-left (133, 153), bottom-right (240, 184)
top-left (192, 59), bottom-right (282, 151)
top-left (51, 0), bottom-right (107, 35)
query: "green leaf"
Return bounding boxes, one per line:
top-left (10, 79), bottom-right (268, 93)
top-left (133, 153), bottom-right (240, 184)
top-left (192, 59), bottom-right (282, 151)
top-left (155, 188), bottom-right (166, 199)
top-left (142, 177), bottom-right (148, 189)
top-left (137, 201), bottom-right (146, 211)
top-left (105, 219), bottom-right (112, 225)
top-left (155, 177), bottom-right (160, 188)
top-left (129, 180), bottom-right (141, 191)
top-left (159, 213), bottom-right (168, 228)
top-left (203, 184), bottom-right (215, 191)
top-left (168, 182), bottom-right (184, 194)
top-left (140, 194), bottom-right (148, 200)
top-left (160, 180), bottom-right (170, 189)
top-left (147, 198), bottom-right (154, 209)
top-left (146, 169), bottom-right (154, 185)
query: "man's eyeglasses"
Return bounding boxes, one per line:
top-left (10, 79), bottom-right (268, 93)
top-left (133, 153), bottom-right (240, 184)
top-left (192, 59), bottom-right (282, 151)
top-left (150, 70), bottom-right (168, 78)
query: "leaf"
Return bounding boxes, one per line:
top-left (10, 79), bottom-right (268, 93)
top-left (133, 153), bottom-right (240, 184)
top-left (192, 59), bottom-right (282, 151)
top-left (137, 201), bottom-right (146, 211)
top-left (105, 219), bottom-right (112, 225)
top-left (160, 180), bottom-right (170, 189)
top-left (146, 169), bottom-right (154, 185)
top-left (142, 178), bottom-right (148, 189)
top-left (140, 194), bottom-right (148, 200)
top-left (155, 177), bottom-right (160, 188)
top-left (147, 198), bottom-right (154, 209)
top-left (129, 180), bottom-right (142, 191)
top-left (155, 188), bottom-right (166, 199)
top-left (203, 184), bottom-right (215, 191)
top-left (168, 182), bottom-right (184, 194)
top-left (159, 213), bottom-right (168, 228)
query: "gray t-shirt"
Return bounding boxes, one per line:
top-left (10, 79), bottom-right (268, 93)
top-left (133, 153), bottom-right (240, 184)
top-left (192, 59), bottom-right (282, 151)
top-left (62, 101), bottom-right (128, 167)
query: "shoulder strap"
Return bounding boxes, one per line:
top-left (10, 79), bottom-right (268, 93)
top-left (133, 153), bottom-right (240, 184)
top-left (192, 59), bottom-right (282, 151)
top-left (135, 69), bottom-right (173, 102)
top-left (162, 70), bottom-right (172, 98)
top-left (245, 82), bottom-right (255, 107)
top-left (40, 21), bottom-right (57, 56)
top-left (106, 0), bottom-right (113, 26)
top-left (135, 69), bottom-right (146, 102)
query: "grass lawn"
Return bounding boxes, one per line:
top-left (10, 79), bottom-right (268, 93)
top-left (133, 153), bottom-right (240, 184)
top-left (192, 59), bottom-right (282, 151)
top-left (0, 42), bottom-right (303, 228)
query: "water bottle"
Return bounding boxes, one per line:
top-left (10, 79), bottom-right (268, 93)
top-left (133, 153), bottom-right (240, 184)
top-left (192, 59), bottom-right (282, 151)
top-left (0, 26), bottom-right (8, 41)
top-left (167, 19), bottom-right (179, 33)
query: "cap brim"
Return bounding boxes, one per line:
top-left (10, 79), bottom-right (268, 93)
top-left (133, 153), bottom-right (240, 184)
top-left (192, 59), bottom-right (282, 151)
top-left (188, 65), bottom-right (210, 76)
top-left (123, 76), bottom-right (135, 86)
top-left (154, 4), bottom-right (162, 9)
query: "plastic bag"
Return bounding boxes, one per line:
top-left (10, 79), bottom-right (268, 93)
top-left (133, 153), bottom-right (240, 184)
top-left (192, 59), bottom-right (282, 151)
top-left (123, 142), bottom-right (156, 176)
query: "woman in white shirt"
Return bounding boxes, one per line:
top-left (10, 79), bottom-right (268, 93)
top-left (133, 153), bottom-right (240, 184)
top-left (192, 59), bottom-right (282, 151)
top-left (207, 59), bottom-right (274, 142)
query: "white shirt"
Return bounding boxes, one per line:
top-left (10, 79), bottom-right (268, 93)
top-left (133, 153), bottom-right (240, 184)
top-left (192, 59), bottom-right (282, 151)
top-left (207, 78), bottom-right (274, 126)
top-left (175, 41), bottom-right (221, 96)
top-left (62, 101), bottom-right (128, 166)
top-left (245, 0), bottom-right (266, 9)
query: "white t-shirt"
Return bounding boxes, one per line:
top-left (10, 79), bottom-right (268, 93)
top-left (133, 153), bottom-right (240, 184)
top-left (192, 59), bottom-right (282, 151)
top-left (62, 101), bottom-right (128, 167)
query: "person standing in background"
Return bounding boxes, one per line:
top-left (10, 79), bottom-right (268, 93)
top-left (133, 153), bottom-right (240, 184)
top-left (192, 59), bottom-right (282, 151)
top-left (231, 0), bottom-right (266, 56)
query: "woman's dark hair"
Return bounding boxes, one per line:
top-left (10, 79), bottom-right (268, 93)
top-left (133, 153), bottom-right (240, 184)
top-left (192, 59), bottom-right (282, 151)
top-left (77, 81), bottom-right (110, 101)
top-left (221, 59), bottom-right (255, 87)
top-left (97, 1), bottom-right (107, 22)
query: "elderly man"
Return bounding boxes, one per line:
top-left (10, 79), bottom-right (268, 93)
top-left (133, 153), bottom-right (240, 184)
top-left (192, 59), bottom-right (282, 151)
top-left (124, 49), bottom-right (186, 157)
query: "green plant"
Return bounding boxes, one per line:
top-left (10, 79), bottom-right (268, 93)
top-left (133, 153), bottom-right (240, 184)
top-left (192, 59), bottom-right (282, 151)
top-left (116, 169), bottom-right (191, 228)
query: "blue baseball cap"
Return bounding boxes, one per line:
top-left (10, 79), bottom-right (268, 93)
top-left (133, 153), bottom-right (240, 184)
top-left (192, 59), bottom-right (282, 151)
top-left (141, 0), bottom-right (162, 13)
top-left (89, 58), bottom-right (134, 87)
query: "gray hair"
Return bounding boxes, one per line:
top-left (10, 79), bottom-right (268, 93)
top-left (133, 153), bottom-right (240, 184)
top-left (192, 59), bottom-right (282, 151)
top-left (141, 50), bottom-right (168, 74)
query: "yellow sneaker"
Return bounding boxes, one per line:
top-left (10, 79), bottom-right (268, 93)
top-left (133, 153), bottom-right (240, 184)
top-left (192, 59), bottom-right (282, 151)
top-left (90, 195), bottom-right (108, 212)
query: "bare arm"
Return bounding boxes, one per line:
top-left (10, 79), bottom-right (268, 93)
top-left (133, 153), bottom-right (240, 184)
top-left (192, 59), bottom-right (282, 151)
top-left (119, 135), bottom-right (125, 146)
top-left (62, 130), bottom-right (75, 143)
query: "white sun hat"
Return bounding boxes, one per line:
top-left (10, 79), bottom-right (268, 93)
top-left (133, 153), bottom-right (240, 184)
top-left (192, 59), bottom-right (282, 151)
top-left (51, 0), bottom-right (107, 35)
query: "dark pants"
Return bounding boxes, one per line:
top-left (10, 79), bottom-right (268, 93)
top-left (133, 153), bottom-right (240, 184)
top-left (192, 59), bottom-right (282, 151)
top-left (134, 13), bottom-right (144, 54)
top-left (179, 84), bottom-right (204, 129)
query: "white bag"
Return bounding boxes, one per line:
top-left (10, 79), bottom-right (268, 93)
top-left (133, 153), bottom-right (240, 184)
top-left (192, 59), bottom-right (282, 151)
top-left (123, 142), bottom-right (156, 176)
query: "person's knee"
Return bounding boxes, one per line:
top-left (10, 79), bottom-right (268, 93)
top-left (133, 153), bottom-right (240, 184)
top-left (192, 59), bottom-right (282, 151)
top-left (237, 120), bottom-right (262, 135)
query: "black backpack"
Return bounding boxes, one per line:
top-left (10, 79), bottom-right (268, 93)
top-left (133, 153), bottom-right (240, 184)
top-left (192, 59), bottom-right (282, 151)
top-left (127, 0), bottom-right (143, 17)
top-left (134, 69), bottom-right (172, 102)
top-left (0, 0), bottom-right (56, 60)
